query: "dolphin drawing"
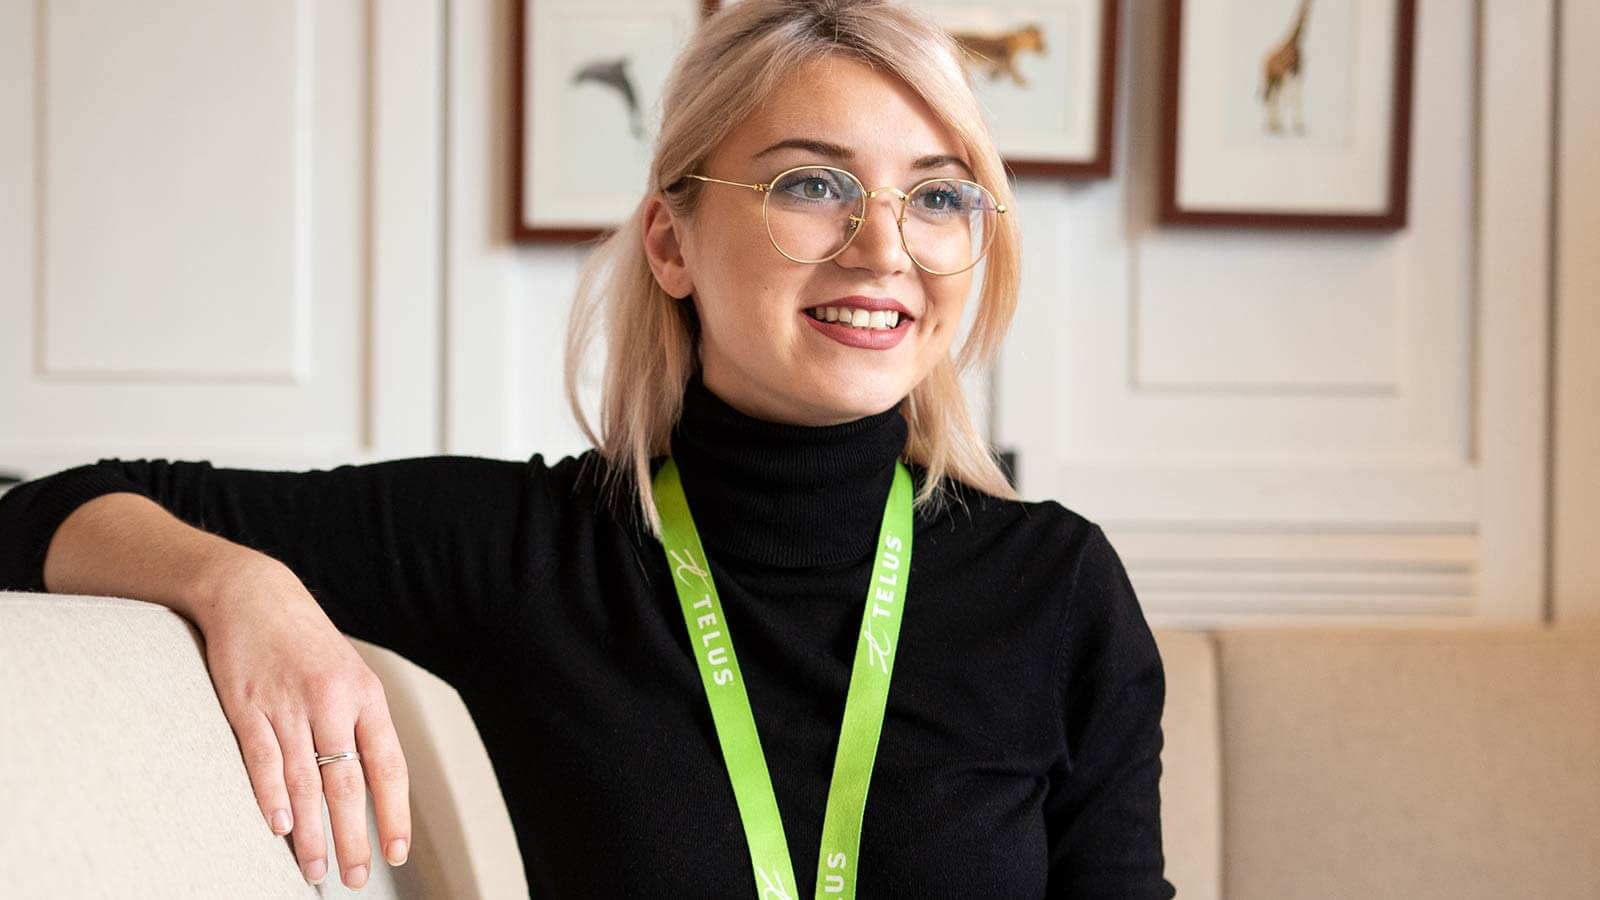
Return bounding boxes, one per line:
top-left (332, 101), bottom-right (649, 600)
top-left (571, 56), bottom-right (645, 140)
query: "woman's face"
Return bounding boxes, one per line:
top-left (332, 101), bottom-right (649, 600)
top-left (643, 55), bottom-right (979, 426)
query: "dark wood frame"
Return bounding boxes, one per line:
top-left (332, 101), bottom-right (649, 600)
top-left (1158, 0), bottom-right (1416, 229)
top-left (512, 0), bottom-right (721, 242)
top-left (987, 0), bottom-right (1121, 179)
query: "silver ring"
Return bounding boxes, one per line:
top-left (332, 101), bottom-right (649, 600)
top-left (315, 750), bottom-right (360, 767)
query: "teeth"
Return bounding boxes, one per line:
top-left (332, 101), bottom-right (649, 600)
top-left (807, 306), bottom-right (906, 331)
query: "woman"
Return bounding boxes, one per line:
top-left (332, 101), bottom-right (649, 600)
top-left (0, 0), bottom-right (1173, 896)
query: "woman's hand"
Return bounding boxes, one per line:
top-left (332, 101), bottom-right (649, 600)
top-left (195, 557), bottom-right (412, 890)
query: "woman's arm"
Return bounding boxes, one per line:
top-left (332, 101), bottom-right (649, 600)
top-left (0, 453), bottom-right (552, 890)
top-left (0, 454), bottom-right (546, 688)
top-left (1044, 524), bottom-right (1176, 900)
top-left (39, 490), bottom-right (274, 627)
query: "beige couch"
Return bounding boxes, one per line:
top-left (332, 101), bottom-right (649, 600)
top-left (1, 589), bottom-right (1596, 898)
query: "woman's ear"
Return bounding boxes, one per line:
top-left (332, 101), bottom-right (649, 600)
top-left (642, 195), bottom-right (694, 299)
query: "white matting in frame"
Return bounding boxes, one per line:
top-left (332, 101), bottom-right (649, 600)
top-left (913, 0), bottom-right (1109, 166)
top-left (520, 0), bottom-right (702, 233)
top-left (1174, 0), bottom-right (1399, 214)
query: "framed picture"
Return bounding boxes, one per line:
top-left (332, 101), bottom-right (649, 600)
top-left (1160, 0), bottom-right (1416, 229)
top-left (912, 0), bottom-right (1120, 178)
top-left (513, 0), bottom-right (717, 241)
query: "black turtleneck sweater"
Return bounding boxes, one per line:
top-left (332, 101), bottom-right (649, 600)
top-left (0, 373), bottom-right (1174, 899)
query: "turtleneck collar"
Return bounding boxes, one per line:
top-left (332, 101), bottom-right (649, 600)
top-left (665, 369), bottom-right (911, 569)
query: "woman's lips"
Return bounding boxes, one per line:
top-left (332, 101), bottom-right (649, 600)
top-left (800, 309), bottom-right (912, 349)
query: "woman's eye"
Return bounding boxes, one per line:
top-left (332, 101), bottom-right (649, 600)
top-left (784, 176), bottom-right (838, 200)
top-left (917, 187), bottom-right (965, 212)
top-left (774, 169), bottom-right (850, 203)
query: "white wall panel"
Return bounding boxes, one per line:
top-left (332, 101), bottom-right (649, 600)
top-left (40, 0), bottom-right (307, 379)
top-left (1135, 233), bottom-right (1402, 390)
top-left (0, 0), bottom-right (444, 477)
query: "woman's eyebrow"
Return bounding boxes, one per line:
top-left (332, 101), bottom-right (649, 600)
top-left (752, 137), bottom-right (974, 178)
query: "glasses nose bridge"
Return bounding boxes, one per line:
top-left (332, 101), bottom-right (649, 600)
top-left (863, 185), bottom-right (909, 202)
top-left (849, 185), bottom-right (910, 232)
top-left (839, 182), bottom-right (914, 274)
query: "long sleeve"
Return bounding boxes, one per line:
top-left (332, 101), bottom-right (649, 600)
top-left (1044, 524), bottom-right (1176, 899)
top-left (0, 455), bottom-right (547, 689)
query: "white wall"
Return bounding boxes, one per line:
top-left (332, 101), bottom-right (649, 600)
top-left (2, 0), bottom-right (1591, 626)
top-left (1552, 0), bottom-right (1600, 624)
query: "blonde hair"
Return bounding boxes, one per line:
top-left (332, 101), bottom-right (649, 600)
top-left (563, 0), bottom-right (1023, 539)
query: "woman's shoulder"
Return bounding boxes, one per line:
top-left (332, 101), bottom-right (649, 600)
top-left (905, 459), bottom-right (1103, 550)
top-left (360, 449), bottom-right (605, 500)
top-left (367, 448), bottom-right (612, 523)
top-left (517, 446), bottom-right (620, 508)
top-left (526, 447), bottom-right (664, 529)
top-left (905, 462), bottom-right (1144, 643)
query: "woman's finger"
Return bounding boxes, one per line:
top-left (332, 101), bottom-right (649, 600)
top-left (228, 705), bottom-right (294, 836)
top-left (312, 707), bottom-right (373, 891)
top-left (274, 711), bottom-right (330, 885)
top-left (355, 686), bottom-right (412, 867)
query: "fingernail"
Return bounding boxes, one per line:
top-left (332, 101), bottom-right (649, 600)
top-left (303, 858), bottom-right (326, 884)
top-left (385, 838), bottom-right (409, 865)
top-left (270, 808), bottom-right (291, 834)
top-left (344, 864), bottom-right (368, 889)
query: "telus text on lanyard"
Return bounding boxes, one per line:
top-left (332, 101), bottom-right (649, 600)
top-left (652, 456), bottom-right (915, 899)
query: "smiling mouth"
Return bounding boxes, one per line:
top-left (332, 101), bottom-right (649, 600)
top-left (802, 305), bottom-right (912, 331)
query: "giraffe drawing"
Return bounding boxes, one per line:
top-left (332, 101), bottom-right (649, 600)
top-left (1260, 0), bottom-right (1313, 134)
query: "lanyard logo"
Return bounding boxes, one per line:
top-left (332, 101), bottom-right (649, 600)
top-left (861, 626), bottom-right (893, 674)
top-left (756, 868), bottom-right (795, 899)
top-left (668, 546), bottom-right (711, 587)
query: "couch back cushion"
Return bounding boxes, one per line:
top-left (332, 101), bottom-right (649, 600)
top-left (1215, 625), bottom-right (1600, 900)
top-left (349, 637), bottom-right (525, 898)
top-left (1152, 628), bottom-right (1224, 900)
top-left (0, 591), bottom-right (417, 898)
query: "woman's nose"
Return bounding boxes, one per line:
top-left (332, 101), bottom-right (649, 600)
top-left (836, 191), bottom-right (912, 275)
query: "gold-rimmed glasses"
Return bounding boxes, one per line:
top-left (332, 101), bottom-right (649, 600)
top-left (668, 164), bottom-right (1007, 276)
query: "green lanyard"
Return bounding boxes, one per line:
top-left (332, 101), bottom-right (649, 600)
top-left (652, 457), bottom-right (914, 899)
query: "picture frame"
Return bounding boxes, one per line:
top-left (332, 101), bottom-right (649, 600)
top-left (1159, 0), bottom-right (1417, 229)
top-left (912, 0), bottom-right (1120, 178)
top-left (513, 0), bottom-right (718, 241)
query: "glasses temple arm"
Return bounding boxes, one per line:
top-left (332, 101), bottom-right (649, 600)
top-left (677, 174), bottom-right (770, 192)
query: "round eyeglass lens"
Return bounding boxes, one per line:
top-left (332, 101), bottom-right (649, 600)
top-left (763, 167), bottom-right (867, 263)
top-left (900, 180), bottom-right (1000, 276)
